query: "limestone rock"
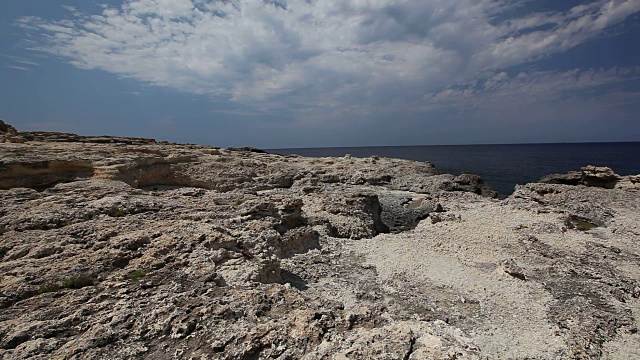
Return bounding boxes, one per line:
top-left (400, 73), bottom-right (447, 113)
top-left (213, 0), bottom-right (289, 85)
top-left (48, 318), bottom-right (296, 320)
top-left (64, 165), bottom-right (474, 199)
top-left (616, 174), bottom-right (640, 191)
top-left (540, 165), bottom-right (623, 189)
top-left (1, 121), bottom-right (638, 359)
top-left (581, 165), bottom-right (621, 188)
top-left (0, 120), bottom-right (23, 143)
top-left (540, 171), bottom-right (583, 185)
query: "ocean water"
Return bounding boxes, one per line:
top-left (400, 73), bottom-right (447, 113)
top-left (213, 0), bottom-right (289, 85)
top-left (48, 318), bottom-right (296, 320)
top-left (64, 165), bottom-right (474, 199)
top-left (269, 142), bottom-right (640, 198)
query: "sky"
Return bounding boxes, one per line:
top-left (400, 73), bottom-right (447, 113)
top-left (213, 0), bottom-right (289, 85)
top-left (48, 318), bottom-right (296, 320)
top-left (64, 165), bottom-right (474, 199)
top-left (1, 0), bottom-right (639, 148)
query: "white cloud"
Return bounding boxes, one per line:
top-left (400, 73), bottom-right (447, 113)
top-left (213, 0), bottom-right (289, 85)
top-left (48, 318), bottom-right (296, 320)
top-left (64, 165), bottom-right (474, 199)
top-left (1, 54), bottom-right (39, 72)
top-left (17, 0), bottom-right (640, 113)
top-left (421, 66), bottom-right (640, 132)
top-left (6, 65), bottom-right (30, 71)
top-left (2, 55), bottom-right (39, 66)
top-left (428, 67), bottom-right (640, 102)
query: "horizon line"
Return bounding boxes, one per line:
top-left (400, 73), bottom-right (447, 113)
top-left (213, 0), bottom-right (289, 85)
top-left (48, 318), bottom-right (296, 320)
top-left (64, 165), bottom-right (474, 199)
top-left (266, 140), bottom-right (640, 151)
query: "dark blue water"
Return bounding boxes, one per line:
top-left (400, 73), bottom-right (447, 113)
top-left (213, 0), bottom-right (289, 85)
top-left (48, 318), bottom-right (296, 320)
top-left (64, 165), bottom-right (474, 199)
top-left (269, 142), bottom-right (640, 198)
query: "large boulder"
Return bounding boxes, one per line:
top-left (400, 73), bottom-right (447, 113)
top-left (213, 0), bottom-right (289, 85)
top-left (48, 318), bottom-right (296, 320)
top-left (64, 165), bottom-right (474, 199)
top-left (540, 165), bottom-right (621, 189)
top-left (581, 165), bottom-right (620, 189)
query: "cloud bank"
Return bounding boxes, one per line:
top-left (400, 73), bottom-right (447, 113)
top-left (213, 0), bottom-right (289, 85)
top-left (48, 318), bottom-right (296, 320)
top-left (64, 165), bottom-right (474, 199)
top-left (17, 0), bottom-right (640, 116)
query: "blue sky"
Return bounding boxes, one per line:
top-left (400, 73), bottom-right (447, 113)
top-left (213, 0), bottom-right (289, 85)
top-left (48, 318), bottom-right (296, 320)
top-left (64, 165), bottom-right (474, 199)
top-left (1, 0), bottom-right (639, 148)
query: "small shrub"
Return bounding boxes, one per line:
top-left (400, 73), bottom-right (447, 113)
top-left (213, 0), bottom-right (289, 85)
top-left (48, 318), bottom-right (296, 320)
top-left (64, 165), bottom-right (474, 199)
top-left (82, 212), bottom-right (96, 220)
top-left (38, 276), bottom-right (96, 294)
top-left (58, 220), bottom-right (73, 228)
top-left (62, 276), bottom-right (96, 289)
top-left (130, 190), bottom-right (143, 195)
top-left (234, 200), bottom-right (244, 206)
top-left (127, 269), bottom-right (148, 280)
top-left (113, 210), bottom-right (126, 217)
top-left (38, 283), bottom-right (59, 294)
top-left (25, 224), bottom-right (48, 231)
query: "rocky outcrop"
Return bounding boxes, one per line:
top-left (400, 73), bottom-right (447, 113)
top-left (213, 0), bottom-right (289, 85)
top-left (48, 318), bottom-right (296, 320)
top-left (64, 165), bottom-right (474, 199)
top-left (1, 120), bottom-right (159, 145)
top-left (616, 174), bottom-right (640, 191)
top-left (0, 120), bottom-right (16, 135)
top-left (540, 165), bottom-right (632, 189)
top-left (1, 122), bottom-right (639, 359)
top-left (0, 120), bottom-right (21, 143)
top-left (581, 165), bottom-right (621, 188)
top-left (539, 170), bottom-right (583, 185)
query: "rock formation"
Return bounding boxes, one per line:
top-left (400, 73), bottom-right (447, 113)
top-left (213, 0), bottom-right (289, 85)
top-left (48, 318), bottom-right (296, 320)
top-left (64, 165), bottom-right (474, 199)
top-left (0, 121), bottom-right (20, 144)
top-left (539, 165), bottom-right (639, 190)
top-left (1, 122), bottom-right (639, 359)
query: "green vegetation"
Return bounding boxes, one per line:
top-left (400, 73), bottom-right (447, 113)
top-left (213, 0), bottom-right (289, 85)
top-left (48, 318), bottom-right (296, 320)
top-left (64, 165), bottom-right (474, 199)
top-left (127, 269), bottom-right (148, 280)
top-left (38, 283), bottom-right (59, 294)
top-left (130, 190), bottom-right (143, 195)
top-left (58, 220), bottom-right (73, 228)
top-left (62, 276), bottom-right (97, 289)
top-left (38, 275), bottom-right (97, 294)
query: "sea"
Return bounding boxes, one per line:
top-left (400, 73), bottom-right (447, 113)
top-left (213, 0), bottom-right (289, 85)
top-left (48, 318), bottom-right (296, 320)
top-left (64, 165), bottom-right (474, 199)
top-left (269, 142), bottom-right (640, 198)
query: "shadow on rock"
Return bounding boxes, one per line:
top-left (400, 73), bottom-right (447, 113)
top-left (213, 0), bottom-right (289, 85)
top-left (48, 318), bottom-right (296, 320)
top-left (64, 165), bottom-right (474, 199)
top-left (280, 269), bottom-right (309, 290)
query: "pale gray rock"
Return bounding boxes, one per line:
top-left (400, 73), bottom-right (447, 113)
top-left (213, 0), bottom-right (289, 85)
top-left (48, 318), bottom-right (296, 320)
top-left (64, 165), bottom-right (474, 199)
top-left (1, 122), bottom-right (638, 359)
top-left (581, 165), bottom-right (621, 188)
top-left (540, 165), bottom-right (629, 189)
top-left (616, 174), bottom-right (640, 191)
top-left (377, 190), bottom-right (437, 232)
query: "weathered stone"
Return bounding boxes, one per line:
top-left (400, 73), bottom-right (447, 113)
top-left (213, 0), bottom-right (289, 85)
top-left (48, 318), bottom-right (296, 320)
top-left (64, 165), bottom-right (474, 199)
top-left (1, 121), bottom-right (638, 359)
top-left (540, 165), bottom-right (625, 189)
top-left (581, 165), bottom-right (621, 188)
top-left (616, 174), bottom-right (640, 191)
top-left (540, 171), bottom-right (583, 185)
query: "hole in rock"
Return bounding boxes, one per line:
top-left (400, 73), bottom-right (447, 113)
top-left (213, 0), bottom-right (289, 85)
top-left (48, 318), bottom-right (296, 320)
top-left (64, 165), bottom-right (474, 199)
top-left (568, 215), bottom-right (599, 231)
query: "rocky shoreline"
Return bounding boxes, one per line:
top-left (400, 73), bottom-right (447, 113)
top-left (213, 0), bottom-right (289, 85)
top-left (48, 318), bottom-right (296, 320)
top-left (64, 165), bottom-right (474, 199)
top-left (1, 120), bottom-right (639, 359)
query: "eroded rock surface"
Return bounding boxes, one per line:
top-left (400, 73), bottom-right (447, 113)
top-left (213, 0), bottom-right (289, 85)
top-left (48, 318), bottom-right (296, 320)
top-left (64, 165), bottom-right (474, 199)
top-left (1, 123), bottom-right (639, 359)
top-left (540, 165), bottom-right (638, 191)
